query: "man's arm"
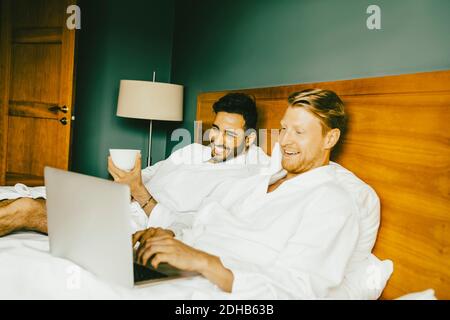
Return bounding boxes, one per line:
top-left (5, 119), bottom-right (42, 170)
top-left (135, 235), bottom-right (234, 292)
top-left (131, 184), bottom-right (157, 217)
top-left (199, 254), bottom-right (234, 292)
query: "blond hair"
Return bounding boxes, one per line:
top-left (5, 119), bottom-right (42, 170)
top-left (287, 88), bottom-right (347, 135)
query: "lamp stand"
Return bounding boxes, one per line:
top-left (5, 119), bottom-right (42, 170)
top-left (147, 119), bottom-right (153, 167)
top-left (147, 70), bottom-right (157, 167)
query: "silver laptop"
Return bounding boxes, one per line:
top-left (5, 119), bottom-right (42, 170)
top-left (44, 166), bottom-right (197, 288)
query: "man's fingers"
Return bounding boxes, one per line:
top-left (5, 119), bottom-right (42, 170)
top-left (134, 230), bottom-right (175, 247)
top-left (108, 157), bottom-right (121, 180)
top-left (132, 230), bottom-right (146, 246)
top-left (137, 240), bottom-right (157, 263)
top-left (140, 245), bottom-right (162, 266)
top-left (144, 235), bottom-right (175, 245)
top-left (133, 227), bottom-right (159, 247)
top-left (108, 163), bottom-right (120, 181)
top-left (133, 153), bottom-right (141, 172)
top-left (140, 244), bottom-right (171, 266)
top-left (136, 243), bottom-right (148, 263)
top-left (140, 246), bottom-right (156, 266)
top-left (108, 156), bottom-right (126, 179)
top-left (139, 228), bottom-right (157, 243)
top-left (134, 230), bottom-right (175, 255)
top-left (110, 172), bottom-right (120, 182)
top-left (132, 231), bottom-right (144, 247)
top-left (151, 253), bottom-right (170, 269)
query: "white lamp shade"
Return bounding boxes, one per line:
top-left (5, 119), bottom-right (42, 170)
top-left (116, 80), bottom-right (183, 121)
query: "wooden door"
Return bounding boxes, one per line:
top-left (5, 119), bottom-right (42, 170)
top-left (0, 0), bottom-right (77, 186)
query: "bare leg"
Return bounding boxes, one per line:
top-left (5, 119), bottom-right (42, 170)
top-left (0, 199), bottom-right (16, 208)
top-left (0, 198), bottom-right (48, 237)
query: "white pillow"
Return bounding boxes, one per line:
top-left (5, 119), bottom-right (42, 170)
top-left (396, 289), bottom-right (437, 300)
top-left (327, 254), bottom-right (394, 300)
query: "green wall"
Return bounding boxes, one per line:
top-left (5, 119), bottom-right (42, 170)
top-left (71, 0), bottom-right (450, 175)
top-left (71, 0), bottom-right (175, 178)
top-left (168, 0), bottom-right (450, 155)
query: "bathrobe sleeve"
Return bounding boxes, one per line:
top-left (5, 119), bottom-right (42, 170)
top-left (128, 201), bottom-right (194, 237)
top-left (129, 158), bottom-right (174, 232)
top-left (141, 160), bottom-right (165, 185)
top-left (220, 191), bottom-right (360, 299)
top-left (120, 161), bottom-right (165, 233)
top-left (146, 203), bottom-right (194, 238)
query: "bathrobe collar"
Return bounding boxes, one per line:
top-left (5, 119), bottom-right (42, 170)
top-left (264, 142), bottom-right (335, 188)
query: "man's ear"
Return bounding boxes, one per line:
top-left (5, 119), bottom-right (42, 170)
top-left (245, 130), bottom-right (257, 147)
top-left (324, 128), bottom-right (340, 150)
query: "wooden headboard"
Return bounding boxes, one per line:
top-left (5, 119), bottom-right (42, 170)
top-left (196, 70), bottom-right (450, 299)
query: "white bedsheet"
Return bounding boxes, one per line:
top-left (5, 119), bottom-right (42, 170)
top-left (0, 233), bottom-right (227, 300)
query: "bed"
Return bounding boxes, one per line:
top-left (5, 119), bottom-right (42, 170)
top-left (0, 70), bottom-right (448, 299)
top-left (195, 70), bottom-right (450, 299)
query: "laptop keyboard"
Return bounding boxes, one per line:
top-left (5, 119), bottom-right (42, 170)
top-left (133, 263), bottom-right (168, 282)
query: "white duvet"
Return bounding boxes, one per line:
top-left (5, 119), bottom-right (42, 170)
top-left (0, 144), bottom-right (396, 299)
top-left (0, 164), bottom-right (376, 300)
top-left (0, 232), bottom-right (228, 300)
top-left (0, 232), bottom-right (433, 300)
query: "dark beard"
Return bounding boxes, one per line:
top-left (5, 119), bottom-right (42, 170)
top-left (210, 139), bottom-right (247, 163)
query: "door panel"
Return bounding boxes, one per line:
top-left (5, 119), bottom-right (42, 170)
top-left (12, 0), bottom-right (64, 29)
top-left (10, 44), bottom-right (62, 103)
top-left (7, 116), bottom-right (60, 175)
top-left (0, 0), bottom-right (77, 186)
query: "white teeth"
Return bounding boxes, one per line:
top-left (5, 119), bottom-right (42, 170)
top-left (284, 151), bottom-right (299, 155)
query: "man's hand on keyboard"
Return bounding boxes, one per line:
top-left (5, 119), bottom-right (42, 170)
top-left (132, 227), bottom-right (175, 247)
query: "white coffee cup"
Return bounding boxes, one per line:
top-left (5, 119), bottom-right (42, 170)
top-left (109, 149), bottom-right (141, 172)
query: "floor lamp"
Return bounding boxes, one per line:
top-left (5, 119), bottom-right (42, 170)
top-left (116, 79), bottom-right (183, 167)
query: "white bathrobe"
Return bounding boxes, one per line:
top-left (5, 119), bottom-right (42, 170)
top-left (179, 164), bottom-right (360, 299)
top-left (0, 162), bottom-right (359, 299)
top-left (133, 143), bottom-right (272, 234)
top-left (0, 143), bottom-right (271, 234)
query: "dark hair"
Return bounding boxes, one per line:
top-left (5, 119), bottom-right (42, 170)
top-left (212, 93), bottom-right (257, 130)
